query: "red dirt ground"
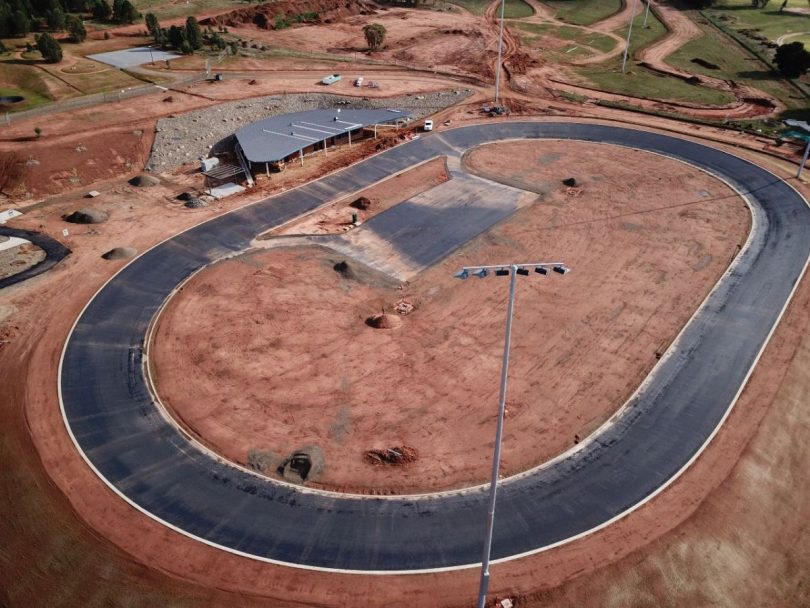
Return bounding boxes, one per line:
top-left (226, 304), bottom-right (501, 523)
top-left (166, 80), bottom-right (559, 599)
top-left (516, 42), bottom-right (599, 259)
top-left (149, 139), bottom-right (749, 494)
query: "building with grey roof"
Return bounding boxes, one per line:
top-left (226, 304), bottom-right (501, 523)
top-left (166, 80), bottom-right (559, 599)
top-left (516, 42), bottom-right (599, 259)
top-left (234, 108), bottom-right (411, 174)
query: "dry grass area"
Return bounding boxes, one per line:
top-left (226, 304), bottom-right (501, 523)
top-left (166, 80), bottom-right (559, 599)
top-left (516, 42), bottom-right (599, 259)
top-left (150, 139), bottom-right (749, 494)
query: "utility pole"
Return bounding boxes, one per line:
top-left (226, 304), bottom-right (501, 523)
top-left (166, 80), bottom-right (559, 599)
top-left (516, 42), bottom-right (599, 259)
top-left (494, 0), bottom-right (506, 107)
top-left (622, 0), bottom-right (641, 74)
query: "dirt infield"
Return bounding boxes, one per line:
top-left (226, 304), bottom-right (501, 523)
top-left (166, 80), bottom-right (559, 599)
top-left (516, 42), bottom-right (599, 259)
top-left (150, 139), bottom-right (749, 494)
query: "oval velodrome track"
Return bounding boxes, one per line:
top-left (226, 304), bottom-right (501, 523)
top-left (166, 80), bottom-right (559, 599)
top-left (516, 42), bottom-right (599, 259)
top-left (59, 122), bottom-right (810, 573)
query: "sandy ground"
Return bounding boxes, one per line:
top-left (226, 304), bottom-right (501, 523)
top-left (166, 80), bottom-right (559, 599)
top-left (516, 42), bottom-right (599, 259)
top-left (267, 156), bottom-right (449, 236)
top-left (0, 119), bottom-right (807, 607)
top-left (149, 139), bottom-right (749, 494)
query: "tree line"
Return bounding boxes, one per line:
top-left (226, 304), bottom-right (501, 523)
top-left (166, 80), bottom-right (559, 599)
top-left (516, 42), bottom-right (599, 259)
top-left (0, 0), bottom-right (138, 39)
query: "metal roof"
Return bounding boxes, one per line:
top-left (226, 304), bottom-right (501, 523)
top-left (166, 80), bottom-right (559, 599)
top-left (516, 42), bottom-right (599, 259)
top-left (234, 108), bottom-right (411, 163)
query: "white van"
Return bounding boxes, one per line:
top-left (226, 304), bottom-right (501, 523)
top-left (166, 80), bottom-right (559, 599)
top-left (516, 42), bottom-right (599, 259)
top-left (354, 76), bottom-right (363, 87)
top-left (423, 119), bottom-right (434, 132)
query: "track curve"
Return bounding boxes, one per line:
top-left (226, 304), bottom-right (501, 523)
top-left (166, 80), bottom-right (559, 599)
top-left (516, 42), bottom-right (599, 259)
top-left (60, 122), bottom-right (810, 573)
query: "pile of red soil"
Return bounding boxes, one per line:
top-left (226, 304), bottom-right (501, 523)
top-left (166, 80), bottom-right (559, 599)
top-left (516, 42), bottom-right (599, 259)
top-left (365, 313), bottom-right (402, 329)
top-left (204, 0), bottom-right (376, 30)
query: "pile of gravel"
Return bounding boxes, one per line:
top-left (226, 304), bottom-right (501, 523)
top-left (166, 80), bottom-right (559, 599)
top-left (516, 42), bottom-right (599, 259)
top-left (147, 90), bottom-right (472, 173)
top-left (184, 197), bottom-right (206, 209)
top-left (64, 208), bottom-right (108, 224)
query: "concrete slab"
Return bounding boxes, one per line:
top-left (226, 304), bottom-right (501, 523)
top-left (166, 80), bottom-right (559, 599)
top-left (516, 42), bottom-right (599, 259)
top-left (0, 236), bottom-right (28, 252)
top-left (88, 47), bottom-right (181, 69)
top-left (210, 183), bottom-right (246, 199)
top-left (318, 172), bottom-right (533, 281)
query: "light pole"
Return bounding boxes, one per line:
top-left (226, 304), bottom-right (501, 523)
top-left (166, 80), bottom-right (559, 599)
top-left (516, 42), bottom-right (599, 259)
top-left (643, 0), bottom-right (651, 29)
top-left (454, 262), bottom-right (570, 608)
top-left (621, 0), bottom-right (642, 74)
top-left (494, 0), bottom-right (506, 107)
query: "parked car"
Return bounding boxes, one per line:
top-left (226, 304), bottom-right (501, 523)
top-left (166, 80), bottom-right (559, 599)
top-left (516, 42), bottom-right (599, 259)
top-left (423, 119), bottom-right (434, 132)
top-left (321, 74), bottom-right (341, 85)
top-left (354, 76), bottom-right (364, 87)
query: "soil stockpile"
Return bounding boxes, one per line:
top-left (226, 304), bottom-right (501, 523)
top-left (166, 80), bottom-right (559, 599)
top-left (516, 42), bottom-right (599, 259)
top-left (64, 208), bottom-right (108, 224)
top-left (128, 174), bottom-right (160, 188)
top-left (205, 0), bottom-right (376, 30)
top-left (101, 247), bottom-right (137, 260)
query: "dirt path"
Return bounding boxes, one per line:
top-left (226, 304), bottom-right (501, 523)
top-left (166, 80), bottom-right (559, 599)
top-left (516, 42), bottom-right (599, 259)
top-left (637, 2), bottom-right (783, 117)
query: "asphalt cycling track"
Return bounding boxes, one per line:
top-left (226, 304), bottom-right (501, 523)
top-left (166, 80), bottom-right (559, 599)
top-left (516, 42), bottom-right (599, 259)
top-left (59, 122), bottom-right (810, 573)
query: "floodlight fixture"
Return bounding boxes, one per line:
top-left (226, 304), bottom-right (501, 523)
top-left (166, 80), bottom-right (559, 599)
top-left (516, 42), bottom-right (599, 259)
top-left (516, 267), bottom-right (530, 276)
top-left (454, 269), bottom-right (469, 280)
top-left (535, 266), bottom-right (548, 275)
top-left (495, 268), bottom-right (510, 277)
top-left (553, 265), bottom-right (570, 275)
top-left (471, 268), bottom-right (489, 279)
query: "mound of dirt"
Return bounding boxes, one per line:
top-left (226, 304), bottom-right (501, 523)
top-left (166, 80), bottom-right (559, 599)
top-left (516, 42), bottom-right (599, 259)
top-left (366, 313), bottom-right (402, 329)
top-left (364, 446), bottom-right (418, 466)
top-left (205, 0), bottom-right (375, 30)
top-left (101, 247), bottom-right (137, 260)
top-left (350, 196), bottom-right (373, 210)
top-left (64, 208), bottom-right (108, 224)
top-left (128, 174), bottom-right (160, 188)
top-left (333, 260), bottom-right (355, 278)
top-left (562, 177), bottom-right (577, 187)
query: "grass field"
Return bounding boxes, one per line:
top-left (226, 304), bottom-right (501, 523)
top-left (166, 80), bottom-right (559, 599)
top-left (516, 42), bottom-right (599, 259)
top-left (512, 22), bottom-right (616, 53)
top-left (132, 0), bottom-right (244, 21)
top-left (576, 8), bottom-right (736, 106)
top-left (450, 0), bottom-right (533, 17)
top-left (706, 1), bottom-right (810, 42)
top-left (0, 63), bottom-right (56, 111)
top-left (540, 0), bottom-right (622, 26)
top-left (667, 16), bottom-right (805, 110)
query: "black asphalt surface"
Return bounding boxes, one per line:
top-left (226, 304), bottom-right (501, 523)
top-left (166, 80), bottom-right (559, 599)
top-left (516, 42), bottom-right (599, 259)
top-left (0, 226), bottom-right (70, 289)
top-left (60, 123), bottom-right (810, 571)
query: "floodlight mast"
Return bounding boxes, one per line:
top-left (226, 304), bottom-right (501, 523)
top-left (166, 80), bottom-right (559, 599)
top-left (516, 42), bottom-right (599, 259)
top-left (455, 261), bottom-right (570, 608)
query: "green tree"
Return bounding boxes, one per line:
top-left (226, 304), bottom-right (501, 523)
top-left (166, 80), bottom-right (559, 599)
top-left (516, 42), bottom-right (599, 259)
top-left (92, 0), bottom-right (111, 20)
top-left (180, 39), bottom-right (191, 54)
top-left (144, 12), bottom-right (158, 35)
top-left (12, 9), bottom-right (31, 36)
top-left (154, 26), bottom-right (167, 47)
top-left (118, 0), bottom-right (138, 23)
top-left (36, 32), bottom-right (62, 62)
top-left (184, 15), bottom-right (202, 49)
top-left (167, 24), bottom-right (185, 49)
top-left (66, 14), bottom-right (86, 41)
top-left (775, 41), bottom-right (810, 78)
top-left (46, 6), bottom-right (65, 29)
top-left (362, 23), bottom-right (386, 51)
top-left (111, 0), bottom-right (122, 20)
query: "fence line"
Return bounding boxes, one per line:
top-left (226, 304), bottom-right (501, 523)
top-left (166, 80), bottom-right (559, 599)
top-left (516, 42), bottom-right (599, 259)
top-left (3, 72), bottom-right (209, 126)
